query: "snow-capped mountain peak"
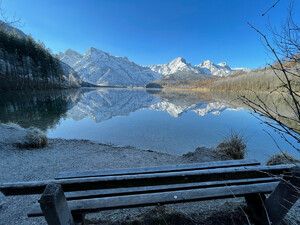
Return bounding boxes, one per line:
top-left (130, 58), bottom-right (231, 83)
top-left (217, 62), bottom-right (231, 70)
top-left (172, 57), bottom-right (187, 64)
top-left (232, 67), bottom-right (251, 73)
top-left (150, 58), bottom-right (250, 77)
top-left (59, 47), bottom-right (162, 86)
top-left (217, 62), bottom-right (227, 67)
top-left (195, 60), bottom-right (233, 77)
top-left (86, 47), bottom-right (109, 58)
top-left (60, 46), bottom-right (251, 85)
top-left (58, 49), bottom-right (82, 67)
top-left (200, 60), bottom-right (213, 66)
top-left (150, 57), bottom-right (201, 76)
top-left (65, 49), bottom-right (82, 57)
top-left (168, 57), bottom-right (192, 70)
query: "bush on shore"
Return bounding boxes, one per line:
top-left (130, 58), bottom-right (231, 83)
top-left (0, 123), bottom-right (48, 149)
top-left (216, 133), bottom-right (247, 159)
top-left (266, 153), bottom-right (300, 165)
top-left (16, 127), bottom-right (48, 149)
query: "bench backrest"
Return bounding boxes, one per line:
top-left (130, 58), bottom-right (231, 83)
top-left (1, 159), bottom-right (298, 225)
top-left (0, 163), bottom-right (295, 196)
top-left (55, 159), bottom-right (260, 179)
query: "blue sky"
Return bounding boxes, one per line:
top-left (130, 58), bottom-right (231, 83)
top-left (2, 0), bottom-right (299, 69)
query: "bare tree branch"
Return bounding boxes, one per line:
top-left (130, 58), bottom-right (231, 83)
top-left (0, 0), bottom-right (23, 28)
top-left (262, 0), bottom-right (281, 16)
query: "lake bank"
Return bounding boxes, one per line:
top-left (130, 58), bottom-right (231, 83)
top-left (1, 88), bottom-right (299, 162)
top-left (0, 125), bottom-right (299, 225)
top-left (0, 124), bottom-right (227, 225)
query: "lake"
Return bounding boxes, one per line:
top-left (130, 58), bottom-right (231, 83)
top-left (0, 88), bottom-right (299, 162)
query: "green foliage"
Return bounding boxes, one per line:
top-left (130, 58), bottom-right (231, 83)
top-left (0, 27), bottom-right (64, 90)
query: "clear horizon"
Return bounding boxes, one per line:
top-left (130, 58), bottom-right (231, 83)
top-left (3, 0), bottom-right (300, 69)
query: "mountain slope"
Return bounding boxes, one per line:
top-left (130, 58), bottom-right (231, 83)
top-left (195, 60), bottom-right (230, 76)
top-left (195, 60), bottom-right (250, 76)
top-left (0, 21), bottom-right (27, 38)
top-left (150, 58), bottom-right (250, 77)
top-left (150, 57), bottom-right (201, 76)
top-left (58, 49), bottom-right (83, 67)
top-left (0, 22), bottom-right (82, 90)
top-left (59, 47), bottom-right (162, 86)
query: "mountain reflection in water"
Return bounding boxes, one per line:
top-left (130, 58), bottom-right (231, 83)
top-left (0, 88), bottom-right (298, 162)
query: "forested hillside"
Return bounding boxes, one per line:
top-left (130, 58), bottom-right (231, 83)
top-left (0, 24), bottom-right (81, 91)
top-left (146, 71), bottom-right (218, 89)
top-left (194, 63), bottom-right (300, 93)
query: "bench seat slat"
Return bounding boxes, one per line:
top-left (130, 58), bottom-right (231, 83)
top-left (65, 177), bottom-right (278, 200)
top-left (0, 164), bottom-right (293, 196)
top-left (28, 182), bottom-right (278, 217)
top-left (55, 159), bottom-right (260, 179)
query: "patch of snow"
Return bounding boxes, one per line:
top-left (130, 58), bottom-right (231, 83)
top-left (150, 58), bottom-right (251, 77)
top-left (59, 47), bottom-right (162, 86)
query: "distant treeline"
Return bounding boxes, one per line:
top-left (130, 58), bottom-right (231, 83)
top-left (147, 71), bottom-right (217, 89)
top-left (0, 25), bottom-right (66, 91)
top-left (194, 66), bottom-right (300, 93)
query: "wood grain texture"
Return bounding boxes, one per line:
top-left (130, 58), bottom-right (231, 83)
top-left (0, 164), bottom-right (294, 196)
top-left (39, 184), bottom-right (74, 225)
top-left (56, 159), bottom-right (260, 179)
top-left (64, 177), bottom-right (278, 200)
top-left (28, 182), bottom-right (278, 217)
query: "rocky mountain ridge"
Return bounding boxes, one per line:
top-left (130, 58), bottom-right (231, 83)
top-left (59, 48), bottom-right (162, 86)
top-left (151, 58), bottom-right (250, 77)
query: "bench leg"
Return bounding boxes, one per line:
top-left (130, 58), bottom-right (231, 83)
top-left (39, 183), bottom-right (75, 225)
top-left (73, 213), bottom-right (85, 224)
top-left (263, 165), bottom-right (300, 225)
top-left (245, 193), bottom-right (268, 225)
top-left (245, 166), bottom-right (300, 225)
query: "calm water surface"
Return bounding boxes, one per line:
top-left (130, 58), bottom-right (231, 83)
top-left (0, 88), bottom-right (299, 162)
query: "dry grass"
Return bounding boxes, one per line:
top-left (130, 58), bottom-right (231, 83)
top-left (16, 127), bottom-right (48, 149)
top-left (121, 206), bottom-right (194, 225)
top-left (86, 203), bottom-right (251, 225)
top-left (266, 153), bottom-right (300, 165)
top-left (216, 133), bottom-right (247, 159)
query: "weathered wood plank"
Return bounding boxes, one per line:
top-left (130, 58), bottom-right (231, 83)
top-left (56, 159), bottom-right (260, 179)
top-left (39, 184), bottom-right (74, 225)
top-left (244, 193), bottom-right (267, 224)
top-left (0, 164), bottom-right (294, 196)
top-left (28, 182), bottom-right (278, 217)
top-left (264, 166), bottom-right (300, 225)
top-left (65, 177), bottom-right (278, 200)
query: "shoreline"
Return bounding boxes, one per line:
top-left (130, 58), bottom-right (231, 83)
top-left (0, 124), bottom-right (228, 225)
top-left (0, 125), bottom-right (299, 225)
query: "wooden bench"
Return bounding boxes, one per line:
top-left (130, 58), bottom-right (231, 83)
top-left (0, 159), bottom-right (299, 225)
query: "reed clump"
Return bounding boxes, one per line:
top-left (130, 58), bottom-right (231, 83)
top-left (216, 133), bottom-right (247, 159)
top-left (16, 127), bottom-right (48, 149)
top-left (266, 153), bottom-right (300, 165)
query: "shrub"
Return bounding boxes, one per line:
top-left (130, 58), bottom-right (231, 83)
top-left (17, 127), bottom-right (48, 149)
top-left (216, 133), bottom-right (247, 159)
top-left (266, 153), bottom-right (300, 165)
